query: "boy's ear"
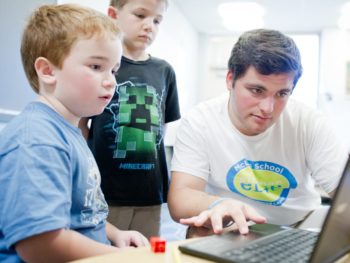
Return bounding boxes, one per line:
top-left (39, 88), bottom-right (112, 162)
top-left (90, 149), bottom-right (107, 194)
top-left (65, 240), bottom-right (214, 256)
top-left (108, 6), bottom-right (118, 19)
top-left (34, 57), bottom-right (56, 86)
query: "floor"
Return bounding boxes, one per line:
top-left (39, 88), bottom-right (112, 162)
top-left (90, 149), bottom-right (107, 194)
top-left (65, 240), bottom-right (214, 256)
top-left (160, 203), bottom-right (187, 241)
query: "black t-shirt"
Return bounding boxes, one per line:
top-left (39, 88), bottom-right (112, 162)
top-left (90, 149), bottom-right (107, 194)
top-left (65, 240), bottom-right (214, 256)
top-left (88, 56), bottom-right (181, 206)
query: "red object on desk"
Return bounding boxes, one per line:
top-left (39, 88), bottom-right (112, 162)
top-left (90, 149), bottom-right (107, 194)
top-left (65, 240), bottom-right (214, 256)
top-left (150, 237), bottom-right (166, 253)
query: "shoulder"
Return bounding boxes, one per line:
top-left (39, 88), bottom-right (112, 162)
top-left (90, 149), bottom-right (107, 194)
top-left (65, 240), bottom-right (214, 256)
top-left (192, 93), bottom-right (227, 114)
top-left (182, 93), bottom-right (228, 126)
top-left (148, 56), bottom-right (176, 74)
top-left (281, 99), bottom-right (325, 125)
top-left (0, 102), bottom-right (77, 152)
top-left (149, 56), bottom-right (172, 67)
top-left (277, 99), bottom-right (335, 142)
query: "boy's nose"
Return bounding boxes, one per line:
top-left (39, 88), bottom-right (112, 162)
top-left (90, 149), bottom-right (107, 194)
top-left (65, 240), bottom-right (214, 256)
top-left (103, 74), bottom-right (116, 89)
top-left (143, 18), bottom-right (154, 31)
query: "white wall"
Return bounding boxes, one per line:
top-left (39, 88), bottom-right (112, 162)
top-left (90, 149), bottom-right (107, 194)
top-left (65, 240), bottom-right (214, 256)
top-left (197, 34), bottom-right (236, 103)
top-left (0, 0), bottom-right (57, 129)
top-left (318, 29), bottom-right (350, 148)
top-left (0, 0), bottom-right (56, 112)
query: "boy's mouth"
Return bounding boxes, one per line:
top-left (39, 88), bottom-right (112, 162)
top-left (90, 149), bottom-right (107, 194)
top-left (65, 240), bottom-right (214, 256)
top-left (139, 35), bottom-right (151, 42)
top-left (99, 94), bottom-right (112, 101)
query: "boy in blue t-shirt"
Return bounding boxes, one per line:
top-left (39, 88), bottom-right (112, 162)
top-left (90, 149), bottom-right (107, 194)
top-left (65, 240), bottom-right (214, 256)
top-left (0, 4), bottom-right (148, 262)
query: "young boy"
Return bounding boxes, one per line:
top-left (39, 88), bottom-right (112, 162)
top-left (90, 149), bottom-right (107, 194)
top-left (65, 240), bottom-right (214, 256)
top-left (79, 0), bottom-right (181, 239)
top-left (0, 4), bottom-right (148, 262)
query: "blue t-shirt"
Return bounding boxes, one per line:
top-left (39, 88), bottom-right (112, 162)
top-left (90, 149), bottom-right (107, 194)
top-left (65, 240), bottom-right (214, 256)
top-left (0, 102), bottom-right (109, 262)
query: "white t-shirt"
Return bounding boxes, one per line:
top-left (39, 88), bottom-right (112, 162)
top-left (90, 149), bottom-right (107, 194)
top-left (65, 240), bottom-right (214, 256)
top-left (171, 94), bottom-right (348, 225)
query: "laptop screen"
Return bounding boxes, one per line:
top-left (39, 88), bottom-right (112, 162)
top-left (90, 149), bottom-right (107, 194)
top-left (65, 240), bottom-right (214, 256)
top-left (310, 155), bottom-right (350, 263)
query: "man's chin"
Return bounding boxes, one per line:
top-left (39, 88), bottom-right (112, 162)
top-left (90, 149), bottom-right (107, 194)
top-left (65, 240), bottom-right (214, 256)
top-left (246, 125), bottom-right (270, 136)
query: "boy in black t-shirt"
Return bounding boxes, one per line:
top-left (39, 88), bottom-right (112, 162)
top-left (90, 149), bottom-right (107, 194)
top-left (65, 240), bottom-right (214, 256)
top-left (79, 0), bottom-right (180, 239)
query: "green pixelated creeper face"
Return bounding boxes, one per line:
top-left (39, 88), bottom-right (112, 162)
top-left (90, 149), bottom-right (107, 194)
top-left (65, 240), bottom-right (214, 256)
top-left (112, 84), bottom-right (162, 159)
top-left (118, 85), bottom-right (159, 128)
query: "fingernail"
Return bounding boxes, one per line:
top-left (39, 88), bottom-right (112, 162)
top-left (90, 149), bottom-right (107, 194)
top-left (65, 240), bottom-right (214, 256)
top-left (242, 227), bottom-right (248, 234)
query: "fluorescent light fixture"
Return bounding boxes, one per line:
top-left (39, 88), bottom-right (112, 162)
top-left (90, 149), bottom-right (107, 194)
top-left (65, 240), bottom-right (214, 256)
top-left (218, 2), bottom-right (265, 31)
top-left (338, 2), bottom-right (350, 29)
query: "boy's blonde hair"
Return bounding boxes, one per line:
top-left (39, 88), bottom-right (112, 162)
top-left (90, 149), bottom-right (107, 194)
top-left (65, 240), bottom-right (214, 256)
top-left (21, 4), bottom-right (121, 93)
top-left (110, 0), bottom-right (168, 9)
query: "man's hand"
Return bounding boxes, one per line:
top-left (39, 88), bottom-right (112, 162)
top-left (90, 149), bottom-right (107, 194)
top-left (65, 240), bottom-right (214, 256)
top-left (179, 198), bottom-right (266, 235)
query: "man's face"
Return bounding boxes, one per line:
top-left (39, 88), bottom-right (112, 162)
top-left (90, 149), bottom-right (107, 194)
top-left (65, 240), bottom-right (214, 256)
top-left (227, 66), bottom-right (295, 136)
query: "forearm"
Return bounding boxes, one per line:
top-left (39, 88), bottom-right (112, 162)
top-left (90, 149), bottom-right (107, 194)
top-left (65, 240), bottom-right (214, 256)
top-left (16, 228), bottom-right (117, 263)
top-left (169, 189), bottom-right (219, 221)
top-left (168, 173), bottom-right (219, 221)
top-left (106, 221), bottom-right (119, 242)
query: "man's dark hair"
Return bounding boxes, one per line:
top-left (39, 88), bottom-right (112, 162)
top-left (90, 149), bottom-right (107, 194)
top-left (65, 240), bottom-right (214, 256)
top-left (228, 29), bottom-right (303, 87)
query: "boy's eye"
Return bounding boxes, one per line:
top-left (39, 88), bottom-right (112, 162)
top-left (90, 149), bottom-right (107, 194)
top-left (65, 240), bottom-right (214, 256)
top-left (90, 64), bottom-right (101, 71)
top-left (135, 13), bottom-right (145, 19)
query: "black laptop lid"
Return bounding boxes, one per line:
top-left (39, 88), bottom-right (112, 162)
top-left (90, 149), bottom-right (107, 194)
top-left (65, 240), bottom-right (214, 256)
top-left (309, 155), bottom-right (350, 263)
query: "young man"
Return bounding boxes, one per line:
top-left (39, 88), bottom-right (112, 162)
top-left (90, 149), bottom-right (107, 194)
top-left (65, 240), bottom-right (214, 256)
top-left (79, 0), bottom-right (181, 239)
top-left (168, 29), bottom-right (348, 237)
top-left (0, 4), bottom-right (147, 262)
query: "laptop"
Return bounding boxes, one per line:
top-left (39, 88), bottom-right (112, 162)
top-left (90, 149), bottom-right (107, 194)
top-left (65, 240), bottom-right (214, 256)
top-left (179, 156), bottom-right (350, 263)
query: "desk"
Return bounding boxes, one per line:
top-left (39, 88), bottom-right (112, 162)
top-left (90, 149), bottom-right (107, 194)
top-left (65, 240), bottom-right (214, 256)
top-left (71, 238), bottom-right (350, 263)
top-left (70, 239), bottom-right (212, 263)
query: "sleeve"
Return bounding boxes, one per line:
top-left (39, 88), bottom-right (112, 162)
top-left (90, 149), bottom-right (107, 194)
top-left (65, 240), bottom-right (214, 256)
top-left (164, 65), bottom-right (181, 123)
top-left (170, 111), bottom-right (210, 181)
top-left (1, 143), bottom-right (72, 249)
top-left (305, 112), bottom-right (349, 193)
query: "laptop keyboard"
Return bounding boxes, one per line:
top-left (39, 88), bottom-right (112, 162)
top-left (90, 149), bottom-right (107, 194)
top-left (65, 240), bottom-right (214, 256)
top-left (222, 228), bottom-right (319, 263)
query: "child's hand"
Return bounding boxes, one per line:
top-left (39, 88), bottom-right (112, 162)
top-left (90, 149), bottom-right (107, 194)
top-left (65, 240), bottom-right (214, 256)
top-left (111, 229), bottom-right (149, 248)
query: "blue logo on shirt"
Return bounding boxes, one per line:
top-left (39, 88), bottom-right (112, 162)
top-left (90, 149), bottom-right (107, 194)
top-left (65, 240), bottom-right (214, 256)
top-left (226, 159), bottom-right (297, 206)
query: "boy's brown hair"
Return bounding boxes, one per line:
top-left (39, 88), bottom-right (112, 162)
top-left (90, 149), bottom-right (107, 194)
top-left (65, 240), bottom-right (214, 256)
top-left (21, 4), bottom-right (121, 93)
top-left (110, 0), bottom-right (168, 9)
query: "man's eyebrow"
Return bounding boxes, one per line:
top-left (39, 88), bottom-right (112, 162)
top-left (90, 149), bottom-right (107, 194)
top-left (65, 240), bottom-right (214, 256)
top-left (280, 88), bottom-right (292, 92)
top-left (245, 84), bottom-right (292, 93)
top-left (245, 83), bottom-right (266, 90)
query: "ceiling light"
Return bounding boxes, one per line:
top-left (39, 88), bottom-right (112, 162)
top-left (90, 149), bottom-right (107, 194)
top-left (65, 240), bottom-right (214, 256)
top-left (217, 2), bottom-right (265, 32)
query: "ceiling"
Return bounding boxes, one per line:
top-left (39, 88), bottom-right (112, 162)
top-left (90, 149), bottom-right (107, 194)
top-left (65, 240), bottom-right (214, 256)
top-left (171, 0), bottom-right (350, 35)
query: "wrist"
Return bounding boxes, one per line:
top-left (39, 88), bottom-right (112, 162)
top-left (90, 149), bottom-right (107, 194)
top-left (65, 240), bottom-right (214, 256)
top-left (208, 197), bottom-right (230, 210)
